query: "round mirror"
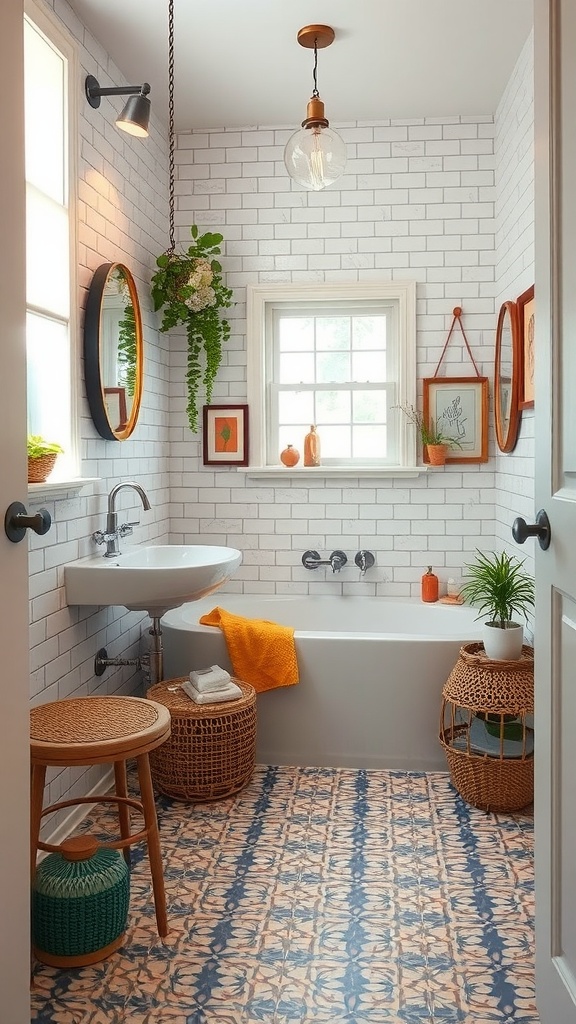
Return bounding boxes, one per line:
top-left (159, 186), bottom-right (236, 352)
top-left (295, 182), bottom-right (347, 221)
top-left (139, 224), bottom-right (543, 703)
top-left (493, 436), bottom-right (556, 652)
top-left (494, 299), bottom-right (521, 453)
top-left (84, 263), bottom-right (143, 440)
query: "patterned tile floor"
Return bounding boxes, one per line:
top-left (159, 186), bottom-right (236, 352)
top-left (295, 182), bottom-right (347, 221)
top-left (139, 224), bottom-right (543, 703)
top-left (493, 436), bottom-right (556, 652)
top-left (31, 767), bottom-right (537, 1024)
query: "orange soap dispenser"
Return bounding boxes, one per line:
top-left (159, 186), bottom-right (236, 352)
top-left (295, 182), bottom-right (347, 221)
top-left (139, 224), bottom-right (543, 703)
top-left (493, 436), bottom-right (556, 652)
top-left (421, 566), bottom-right (439, 603)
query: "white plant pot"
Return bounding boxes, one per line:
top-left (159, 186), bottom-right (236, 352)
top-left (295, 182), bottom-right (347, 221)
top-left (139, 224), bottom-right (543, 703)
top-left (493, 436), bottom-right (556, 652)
top-left (482, 621), bottom-right (524, 661)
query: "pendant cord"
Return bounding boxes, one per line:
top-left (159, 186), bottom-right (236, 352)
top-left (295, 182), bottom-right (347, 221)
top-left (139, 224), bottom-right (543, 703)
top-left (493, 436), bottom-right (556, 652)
top-left (312, 39), bottom-right (319, 98)
top-left (167, 0), bottom-right (175, 253)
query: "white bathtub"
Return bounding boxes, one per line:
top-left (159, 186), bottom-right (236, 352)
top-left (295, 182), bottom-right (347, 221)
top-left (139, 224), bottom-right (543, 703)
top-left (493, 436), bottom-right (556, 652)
top-left (161, 595), bottom-right (482, 772)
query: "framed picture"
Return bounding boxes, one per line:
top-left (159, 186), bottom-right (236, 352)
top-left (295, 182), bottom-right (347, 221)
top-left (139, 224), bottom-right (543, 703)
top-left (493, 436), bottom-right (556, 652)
top-left (517, 285), bottom-right (535, 409)
top-left (103, 386), bottom-right (128, 432)
top-left (203, 404), bottom-right (249, 466)
top-left (423, 376), bottom-right (489, 464)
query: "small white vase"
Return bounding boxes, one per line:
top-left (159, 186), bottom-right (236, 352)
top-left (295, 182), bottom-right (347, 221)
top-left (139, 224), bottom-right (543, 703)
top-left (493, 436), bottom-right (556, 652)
top-left (482, 621), bottom-right (524, 661)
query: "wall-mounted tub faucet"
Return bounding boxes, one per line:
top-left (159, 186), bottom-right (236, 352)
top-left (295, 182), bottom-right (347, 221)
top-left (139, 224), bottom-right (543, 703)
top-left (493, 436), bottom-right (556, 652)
top-left (93, 481), bottom-right (151, 557)
top-left (302, 550), bottom-right (348, 573)
top-left (355, 550), bottom-right (375, 577)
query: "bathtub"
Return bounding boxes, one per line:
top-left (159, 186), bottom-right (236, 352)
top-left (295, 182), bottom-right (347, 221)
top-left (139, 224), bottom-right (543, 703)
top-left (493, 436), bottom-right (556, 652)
top-left (161, 595), bottom-right (483, 772)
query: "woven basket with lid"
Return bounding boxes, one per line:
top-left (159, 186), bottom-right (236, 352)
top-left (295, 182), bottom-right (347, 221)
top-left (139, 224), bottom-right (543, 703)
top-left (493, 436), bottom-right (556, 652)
top-left (439, 642), bottom-right (534, 812)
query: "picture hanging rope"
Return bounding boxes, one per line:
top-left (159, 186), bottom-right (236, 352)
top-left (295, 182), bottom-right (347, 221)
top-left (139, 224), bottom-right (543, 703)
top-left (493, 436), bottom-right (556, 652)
top-left (432, 306), bottom-right (482, 379)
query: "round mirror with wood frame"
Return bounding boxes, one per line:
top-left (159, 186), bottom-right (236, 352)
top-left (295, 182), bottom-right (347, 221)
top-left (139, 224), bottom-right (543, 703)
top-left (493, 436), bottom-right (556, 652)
top-left (494, 299), bottom-right (521, 453)
top-left (84, 263), bottom-right (143, 441)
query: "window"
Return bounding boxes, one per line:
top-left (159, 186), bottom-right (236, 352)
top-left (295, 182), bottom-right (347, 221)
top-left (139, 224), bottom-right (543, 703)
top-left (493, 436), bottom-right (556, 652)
top-left (247, 282), bottom-right (417, 471)
top-left (24, 3), bottom-right (77, 478)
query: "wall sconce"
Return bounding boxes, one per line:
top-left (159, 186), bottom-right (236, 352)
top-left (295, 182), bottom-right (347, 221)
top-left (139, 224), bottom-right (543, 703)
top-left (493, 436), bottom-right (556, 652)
top-left (85, 75), bottom-right (151, 138)
top-left (284, 25), bottom-right (347, 191)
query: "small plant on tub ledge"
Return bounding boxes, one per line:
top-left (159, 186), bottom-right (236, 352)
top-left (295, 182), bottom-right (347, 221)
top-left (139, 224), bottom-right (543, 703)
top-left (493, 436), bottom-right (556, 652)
top-left (151, 226), bottom-right (234, 433)
top-left (396, 403), bottom-right (462, 466)
top-left (459, 549), bottom-right (535, 661)
top-left (27, 435), bottom-right (64, 484)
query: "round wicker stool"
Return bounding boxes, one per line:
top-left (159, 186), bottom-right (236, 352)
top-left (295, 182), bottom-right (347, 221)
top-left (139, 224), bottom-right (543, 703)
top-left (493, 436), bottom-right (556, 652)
top-left (147, 680), bottom-right (257, 802)
top-left (439, 642), bottom-right (534, 813)
top-left (30, 695), bottom-right (172, 939)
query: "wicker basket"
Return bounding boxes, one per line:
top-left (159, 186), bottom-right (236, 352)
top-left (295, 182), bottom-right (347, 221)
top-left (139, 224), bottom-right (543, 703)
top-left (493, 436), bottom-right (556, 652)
top-left (147, 679), bottom-right (257, 802)
top-left (439, 642), bottom-right (534, 813)
top-left (28, 453), bottom-right (57, 483)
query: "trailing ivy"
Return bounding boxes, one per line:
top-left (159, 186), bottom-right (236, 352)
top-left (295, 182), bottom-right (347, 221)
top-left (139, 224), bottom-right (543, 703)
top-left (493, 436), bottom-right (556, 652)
top-left (151, 226), bottom-right (233, 432)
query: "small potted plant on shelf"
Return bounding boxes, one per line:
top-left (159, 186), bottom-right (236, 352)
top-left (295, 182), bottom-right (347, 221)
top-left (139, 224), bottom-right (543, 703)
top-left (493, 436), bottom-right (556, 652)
top-left (396, 403), bottom-right (462, 465)
top-left (459, 549), bottom-right (535, 660)
top-left (27, 435), bottom-right (64, 483)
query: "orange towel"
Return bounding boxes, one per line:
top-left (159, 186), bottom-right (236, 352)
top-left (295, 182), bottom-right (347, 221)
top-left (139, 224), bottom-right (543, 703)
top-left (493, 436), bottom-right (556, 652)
top-left (198, 607), bottom-right (299, 693)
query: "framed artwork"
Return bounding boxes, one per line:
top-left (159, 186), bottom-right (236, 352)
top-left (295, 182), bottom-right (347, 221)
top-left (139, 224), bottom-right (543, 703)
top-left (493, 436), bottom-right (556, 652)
top-left (423, 376), bottom-right (489, 464)
top-left (103, 386), bottom-right (128, 432)
top-left (203, 404), bottom-right (249, 466)
top-left (517, 285), bottom-right (535, 409)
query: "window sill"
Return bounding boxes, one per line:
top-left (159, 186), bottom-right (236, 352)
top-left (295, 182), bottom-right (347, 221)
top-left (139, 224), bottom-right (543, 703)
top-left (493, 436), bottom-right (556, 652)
top-left (237, 466), bottom-right (430, 479)
top-left (28, 477), bottom-right (100, 499)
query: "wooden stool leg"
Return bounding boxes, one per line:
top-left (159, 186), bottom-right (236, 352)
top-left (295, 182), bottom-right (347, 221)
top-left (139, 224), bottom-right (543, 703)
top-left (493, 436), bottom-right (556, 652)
top-left (30, 764), bottom-right (46, 882)
top-left (136, 753), bottom-right (168, 937)
top-left (114, 760), bottom-right (132, 866)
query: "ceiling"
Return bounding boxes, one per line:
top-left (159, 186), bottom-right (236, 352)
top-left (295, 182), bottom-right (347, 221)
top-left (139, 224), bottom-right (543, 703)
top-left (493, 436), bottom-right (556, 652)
top-left (67, 0), bottom-right (533, 132)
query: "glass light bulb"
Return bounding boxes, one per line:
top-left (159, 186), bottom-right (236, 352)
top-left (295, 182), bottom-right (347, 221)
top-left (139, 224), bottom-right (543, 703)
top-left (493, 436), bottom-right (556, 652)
top-left (284, 124), bottom-right (347, 191)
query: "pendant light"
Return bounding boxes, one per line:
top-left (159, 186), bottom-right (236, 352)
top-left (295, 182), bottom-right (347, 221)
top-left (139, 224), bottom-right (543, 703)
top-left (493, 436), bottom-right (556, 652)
top-left (284, 25), bottom-right (347, 191)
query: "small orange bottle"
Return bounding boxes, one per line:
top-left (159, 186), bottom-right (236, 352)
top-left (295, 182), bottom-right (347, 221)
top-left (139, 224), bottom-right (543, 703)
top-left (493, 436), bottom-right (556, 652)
top-left (421, 566), bottom-right (439, 603)
top-left (304, 425), bottom-right (321, 467)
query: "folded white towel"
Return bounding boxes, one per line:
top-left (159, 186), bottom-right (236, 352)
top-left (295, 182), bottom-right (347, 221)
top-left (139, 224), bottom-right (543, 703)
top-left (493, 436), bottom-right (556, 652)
top-left (181, 680), bottom-right (243, 705)
top-left (189, 665), bottom-right (231, 692)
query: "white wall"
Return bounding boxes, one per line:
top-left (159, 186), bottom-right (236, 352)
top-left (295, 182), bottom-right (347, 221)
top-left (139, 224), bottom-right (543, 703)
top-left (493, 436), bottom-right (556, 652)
top-left (28, 0), bottom-right (170, 817)
top-left (169, 116), bottom-right (499, 597)
top-left (494, 33), bottom-right (535, 572)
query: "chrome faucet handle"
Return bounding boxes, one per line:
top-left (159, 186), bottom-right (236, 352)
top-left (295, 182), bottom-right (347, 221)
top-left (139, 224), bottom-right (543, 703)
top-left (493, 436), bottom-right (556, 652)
top-left (329, 550), bottom-right (348, 573)
top-left (302, 549), bottom-right (323, 569)
top-left (354, 550), bottom-right (375, 575)
top-left (92, 530), bottom-right (106, 546)
top-left (118, 521), bottom-right (139, 537)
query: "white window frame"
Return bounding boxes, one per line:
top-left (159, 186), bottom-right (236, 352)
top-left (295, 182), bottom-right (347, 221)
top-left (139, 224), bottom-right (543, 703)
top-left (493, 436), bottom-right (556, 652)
top-left (24, 0), bottom-right (79, 484)
top-left (246, 282), bottom-right (418, 476)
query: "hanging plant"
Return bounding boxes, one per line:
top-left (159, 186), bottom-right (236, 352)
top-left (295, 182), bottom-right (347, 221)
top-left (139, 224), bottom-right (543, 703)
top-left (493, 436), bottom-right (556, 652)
top-left (151, 226), bottom-right (233, 432)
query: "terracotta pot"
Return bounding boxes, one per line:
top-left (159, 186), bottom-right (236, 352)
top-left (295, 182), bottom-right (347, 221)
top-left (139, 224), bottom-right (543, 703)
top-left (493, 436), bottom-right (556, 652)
top-left (28, 453), bottom-right (57, 483)
top-left (426, 443), bottom-right (448, 466)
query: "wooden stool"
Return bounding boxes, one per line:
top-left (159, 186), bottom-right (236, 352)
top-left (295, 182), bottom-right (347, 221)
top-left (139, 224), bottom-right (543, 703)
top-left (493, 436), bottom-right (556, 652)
top-left (30, 695), bottom-right (172, 938)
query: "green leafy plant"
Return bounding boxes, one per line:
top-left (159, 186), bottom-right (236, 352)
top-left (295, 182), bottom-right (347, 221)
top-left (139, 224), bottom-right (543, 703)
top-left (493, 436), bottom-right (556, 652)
top-left (396, 403), bottom-right (463, 448)
top-left (459, 549), bottom-right (535, 629)
top-left (117, 303), bottom-right (137, 398)
top-left (151, 226), bottom-right (233, 433)
top-left (27, 435), bottom-right (64, 459)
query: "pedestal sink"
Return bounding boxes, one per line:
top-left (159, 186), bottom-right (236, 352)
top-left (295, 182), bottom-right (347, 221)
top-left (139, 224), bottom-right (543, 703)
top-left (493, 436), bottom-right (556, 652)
top-left (64, 544), bottom-right (242, 618)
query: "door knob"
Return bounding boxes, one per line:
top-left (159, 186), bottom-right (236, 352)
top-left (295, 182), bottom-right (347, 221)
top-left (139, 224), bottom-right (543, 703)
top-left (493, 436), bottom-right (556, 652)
top-left (512, 509), bottom-right (551, 550)
top-left (4, 501), bottom-right (52, 543)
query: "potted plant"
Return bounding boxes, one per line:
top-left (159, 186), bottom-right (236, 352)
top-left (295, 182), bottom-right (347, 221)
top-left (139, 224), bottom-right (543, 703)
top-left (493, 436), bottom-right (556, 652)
top-left (151, 226), bottom-right (233, 433)
top-left (27, 435), bottom-right (64, 483)
top-left (396, 403), bottom-right (462, 465)
top-left (459, 549), bottom-right (535, 660)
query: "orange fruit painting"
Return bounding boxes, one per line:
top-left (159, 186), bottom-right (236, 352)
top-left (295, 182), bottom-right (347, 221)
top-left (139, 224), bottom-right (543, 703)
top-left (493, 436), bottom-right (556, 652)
top-left (214, 416), bottom-right (238, 452)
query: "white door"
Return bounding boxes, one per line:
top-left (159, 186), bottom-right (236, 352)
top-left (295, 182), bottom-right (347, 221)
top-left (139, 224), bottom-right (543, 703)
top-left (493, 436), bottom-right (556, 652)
top-left (0, 0), bottom-right (34, 1019)
top-left (533, 1), bottom-right (576, 1019)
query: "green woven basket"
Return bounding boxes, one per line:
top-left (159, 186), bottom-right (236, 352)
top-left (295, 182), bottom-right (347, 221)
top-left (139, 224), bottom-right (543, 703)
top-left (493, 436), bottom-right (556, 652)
top-left (32, 836), bottom-right (129, 966)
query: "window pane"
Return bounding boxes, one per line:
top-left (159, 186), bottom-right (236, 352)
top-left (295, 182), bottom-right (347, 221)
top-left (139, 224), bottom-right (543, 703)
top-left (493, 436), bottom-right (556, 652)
top-left (316, 317), bottom-right (350, 351)
top-left (321, 425), bottom-right (352, 458)
top-left (24, 19), bottom-right (66, 204)
top-left (353, 351), bottom-right (386, 381)
top-left (279, 352), bottom-right (314, 383)
top-left (353, 424), bottom-right (388, 458)
top-left (26, 185), bottom-right (69, 316)
top-left (27, 312), bottom-right (70, 453)
top-left (278, 390), bottom-right (314, 423)
top-left (317, 352), bottom-right (350, 383)
top-left (278, 317), bottom-right (314, 352)
top-left (317, 390), bottom-right (350, 423)
top-left (353, 316), bottom-right (386, 350)
top-left (353, 391), bottom-right (387, 424)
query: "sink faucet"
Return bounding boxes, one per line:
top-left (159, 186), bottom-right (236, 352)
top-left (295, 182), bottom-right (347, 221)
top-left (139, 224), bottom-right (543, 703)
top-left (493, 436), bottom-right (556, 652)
top-left (93, 481), bottom-right (151, 557)
top-left (302, 550), bottom-right (348, 574)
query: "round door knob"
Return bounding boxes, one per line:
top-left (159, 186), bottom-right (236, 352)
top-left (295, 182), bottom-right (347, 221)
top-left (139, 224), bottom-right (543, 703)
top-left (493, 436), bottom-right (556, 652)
top-left (512, 509), bottom-right (551, 550)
